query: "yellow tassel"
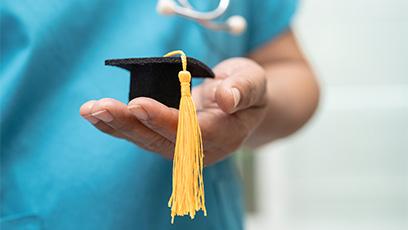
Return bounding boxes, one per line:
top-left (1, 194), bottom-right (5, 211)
top-left (164, 50), bottom-right (207, 224)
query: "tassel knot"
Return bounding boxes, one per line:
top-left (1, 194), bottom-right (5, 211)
top-left (178, 70), bottom-right (191, 83)
top-left (179, 71), bottom-right (191, 97)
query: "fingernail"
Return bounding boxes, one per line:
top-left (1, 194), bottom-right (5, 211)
top-left (83, 115), bottom-right (99, 124)
top-left (91, 110), bottom-right (113, 122)
top-left (129, 105), bottom-right (148, 121)
top-left (230, 88), bottom-right (241, 108)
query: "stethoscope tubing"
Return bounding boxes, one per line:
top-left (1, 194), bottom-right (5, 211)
top-left (174, 0), bottom-right (229, 20)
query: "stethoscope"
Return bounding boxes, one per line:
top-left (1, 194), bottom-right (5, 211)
top-left (156, 0), bottom-right (247, 35)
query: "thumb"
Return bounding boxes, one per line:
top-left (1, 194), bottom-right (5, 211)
top-left (213, 58), bottom-right (267, 114)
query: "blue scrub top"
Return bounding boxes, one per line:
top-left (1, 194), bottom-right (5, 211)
top-left (0, 0), bottom-right (296, 229)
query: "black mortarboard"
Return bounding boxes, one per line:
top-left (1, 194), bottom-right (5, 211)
top-left (105, 57), bottom-right (214, 108)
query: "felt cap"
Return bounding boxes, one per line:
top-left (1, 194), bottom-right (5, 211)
top-left (105, 57), bottom-right (214, 108)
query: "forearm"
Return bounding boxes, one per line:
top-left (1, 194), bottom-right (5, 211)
top-left (245, 59), bottom-right (319, 147)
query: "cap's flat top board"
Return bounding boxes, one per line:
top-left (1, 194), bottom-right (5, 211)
top-left (105, 57), bottom-right (214, 78)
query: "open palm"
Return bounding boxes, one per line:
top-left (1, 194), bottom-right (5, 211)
top-left (80, 58), bottom-right (267, 165)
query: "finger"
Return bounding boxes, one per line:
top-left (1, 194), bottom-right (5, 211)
top-left (128, 97), bottom-right (179, 141)
top-left (80, 98), bottom-right (175, 157)
top-left (213, 58), bottom-right (267, 113)
top-left (90, 98), bottom-right (136, 132)
top-left (192, 78), bottom-right (220, 109)
top-left (80, 99), bottom-right (123, 138)
top-left (190, 68), bottom-right (230, 109)
top-left (80, 100), bottom-right (99, 124)
top-left (89, 98), bottom-right (174, 154)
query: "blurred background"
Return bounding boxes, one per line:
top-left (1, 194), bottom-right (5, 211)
top-left (244, 0), bottom-right (408, 229)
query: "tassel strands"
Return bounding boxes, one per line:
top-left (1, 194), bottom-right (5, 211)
top-left (164, 50), bottom-right (207, 223)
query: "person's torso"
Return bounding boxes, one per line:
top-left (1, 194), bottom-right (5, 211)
top-left (0, 1), bottom-right (255, 229)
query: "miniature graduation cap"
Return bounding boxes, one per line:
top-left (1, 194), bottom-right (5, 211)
top-left (106, 51), bottom-right (211, 223)
top-left (105, 54), bottom-right (214, 108)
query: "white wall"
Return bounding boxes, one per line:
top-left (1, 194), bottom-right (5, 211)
top-left (247, 0), bottom-right (408, 229)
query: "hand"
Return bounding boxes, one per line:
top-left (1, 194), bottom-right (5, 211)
top-left (80, 58), bottom-right (267, 165)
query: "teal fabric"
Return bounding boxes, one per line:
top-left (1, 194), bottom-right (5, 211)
top-left (0, 0), bottom-right (297, 229)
